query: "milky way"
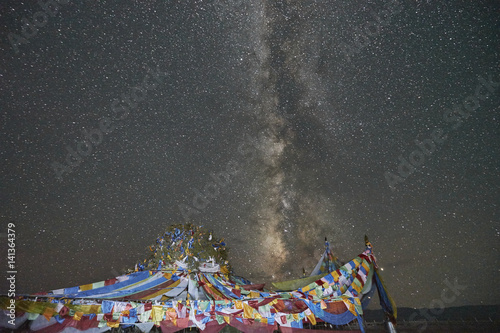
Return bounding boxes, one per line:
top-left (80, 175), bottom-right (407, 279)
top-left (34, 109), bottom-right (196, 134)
top-left (213, 0), bottom-right (345, 280)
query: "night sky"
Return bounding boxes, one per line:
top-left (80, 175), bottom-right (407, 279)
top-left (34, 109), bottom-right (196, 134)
top-left (1, 0), bottom-right (499, 310)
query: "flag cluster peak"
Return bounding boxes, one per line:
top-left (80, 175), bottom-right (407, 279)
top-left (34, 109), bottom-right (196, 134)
top-left (137, 223), bottom-right (230, 274)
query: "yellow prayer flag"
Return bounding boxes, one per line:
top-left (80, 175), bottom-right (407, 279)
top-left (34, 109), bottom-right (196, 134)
top-left (89, 305), bottom-right (100, 314)
top-left (74, 305), bottom-right (91, 314)
top-left (79, 284), bottom-right (93, 291)
top-left (249, 291), bottom-right (260, 298)
top-left (352, 281), bottom-right (362, 293)
top-left (307, 313), bottom-right (316, 325)
top-left (243, 303), bottom-right (254, 319)
top-left (361, 261), bottom-right (370, 273)
top-left (152, 306), bottom-right (164, 323)
top-left (344, 300), bottom-right (356, 316)
top-left (73, 311), bottom-right (84, 321)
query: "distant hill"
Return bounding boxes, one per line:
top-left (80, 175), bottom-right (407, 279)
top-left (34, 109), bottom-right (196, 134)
top-left (363, 304), bottom-right (500, 322)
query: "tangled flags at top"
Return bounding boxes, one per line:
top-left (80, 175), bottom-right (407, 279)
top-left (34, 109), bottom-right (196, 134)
top-left (0, 237), bottom-right (396, 333)
top-left (139, 224), bottom-right (231, 274)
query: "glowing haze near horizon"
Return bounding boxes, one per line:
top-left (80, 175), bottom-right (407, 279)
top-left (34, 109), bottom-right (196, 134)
top-left (1, 0), bottom-right (499, 309)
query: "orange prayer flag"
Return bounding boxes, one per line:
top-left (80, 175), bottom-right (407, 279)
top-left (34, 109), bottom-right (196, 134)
top-left (42, 306), bottom-right (55, 321)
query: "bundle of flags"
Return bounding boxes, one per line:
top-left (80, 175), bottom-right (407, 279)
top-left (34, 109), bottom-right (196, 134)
top-left (140, 224), bottom-right (230, 274)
